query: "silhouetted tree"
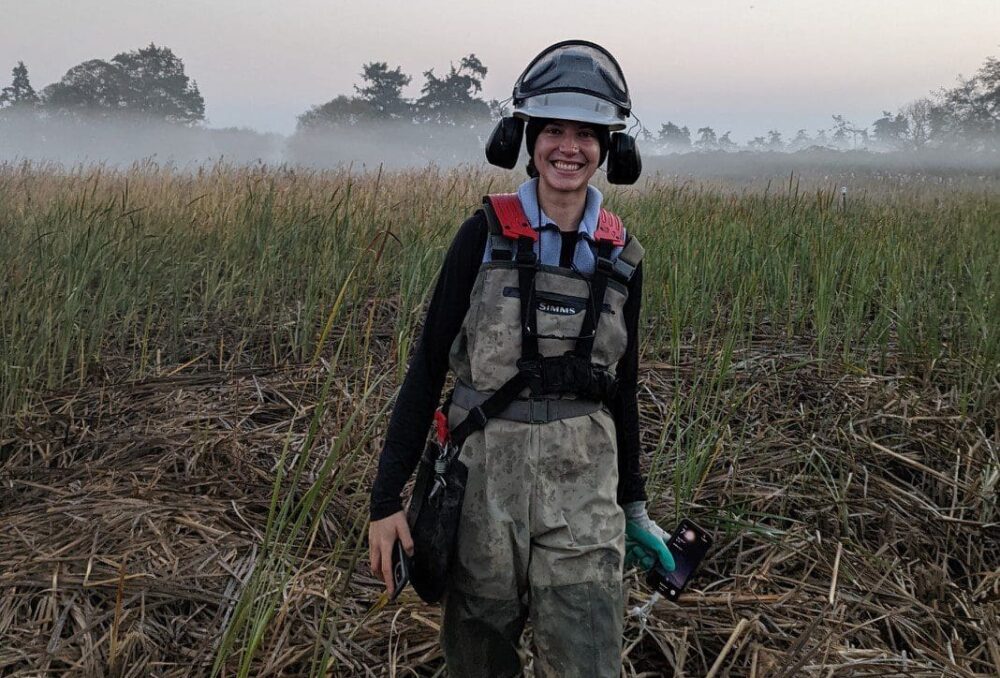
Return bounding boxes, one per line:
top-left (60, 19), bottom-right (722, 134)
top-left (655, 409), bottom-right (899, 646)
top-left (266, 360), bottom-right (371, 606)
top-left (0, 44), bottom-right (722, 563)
top-left (718, 131), bottom-right (738, 151)
top-left (111, 44), bottom-right (204, 123)
top-left (766, 129), bottom-right (784, 151)
top-left (902, 99), bottom-right (932, 148)
top-left (354, 62), bottom-right (412, 119)
top-left (926, 56), bottom-right (1000, 149)
top-left (0, 61), bottom-right (39, 109)
top-left (871, 110), bottom-right (909, 150)
top-left (829, 115), bottom-right (868, 149)
top-left (695, 126), bottom-right (717, 151)
top-left (42, 59), bottom-right (129, 115)
top-left (788, 129), bottom-right (812, 151)
top-left (657, 122), bottom-right (691, 152)
top-left (416, 54), bottom-right (490, 125)
top-left (41, 44), bottom-right (203, 123)
top-left (297, 95), bottom-right (373, 129)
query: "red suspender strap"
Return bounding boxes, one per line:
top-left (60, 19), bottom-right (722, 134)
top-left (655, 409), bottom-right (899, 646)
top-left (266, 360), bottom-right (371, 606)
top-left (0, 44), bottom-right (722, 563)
top-left (486, 194), bottom-right (623, 246)
top-left (594, 208), bottom-right (625, 246)
top-left (484, 194), bottom-right (537, 242)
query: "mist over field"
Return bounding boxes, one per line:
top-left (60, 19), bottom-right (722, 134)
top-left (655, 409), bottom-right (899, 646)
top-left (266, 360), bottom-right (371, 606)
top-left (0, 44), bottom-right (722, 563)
top-left (4, 42), bottom-right (1000, 182)
top-left (3, 113), bottom-right (1000, 186)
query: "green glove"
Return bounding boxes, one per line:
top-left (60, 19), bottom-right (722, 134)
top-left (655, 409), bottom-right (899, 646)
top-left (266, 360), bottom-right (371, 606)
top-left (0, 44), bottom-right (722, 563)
top-left (624, 534), bottom-right (657, 570)
top-left (623, 501), bottom-right (675, 573)
top-left (625, 520), bottom-right (675, 572)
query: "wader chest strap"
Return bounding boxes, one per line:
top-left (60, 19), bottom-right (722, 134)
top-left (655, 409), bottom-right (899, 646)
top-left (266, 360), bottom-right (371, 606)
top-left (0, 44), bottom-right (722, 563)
top-left (452, 382), bottom-right (604, 424)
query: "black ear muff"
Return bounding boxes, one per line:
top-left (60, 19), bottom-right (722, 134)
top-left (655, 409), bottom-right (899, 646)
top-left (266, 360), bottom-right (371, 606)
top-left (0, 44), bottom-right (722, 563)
top-left (606, 132), bottom-right (642, 185)
top-left (485, 117), bottom-right (524, 169)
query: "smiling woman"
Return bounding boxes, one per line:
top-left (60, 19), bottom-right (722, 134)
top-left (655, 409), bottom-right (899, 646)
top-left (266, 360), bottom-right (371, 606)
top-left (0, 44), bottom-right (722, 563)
top-left (529, 120), bottom-right (605, 205)
top-left (368, 40), bottom-right (668, 678)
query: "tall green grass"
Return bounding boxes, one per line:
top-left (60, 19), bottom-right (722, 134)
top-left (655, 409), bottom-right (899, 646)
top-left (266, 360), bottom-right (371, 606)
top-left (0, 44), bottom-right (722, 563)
top-left (3, 161), bottom-right (997, 431)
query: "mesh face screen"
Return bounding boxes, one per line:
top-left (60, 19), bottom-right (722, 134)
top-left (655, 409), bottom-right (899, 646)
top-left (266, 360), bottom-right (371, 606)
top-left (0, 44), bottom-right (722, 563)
top-left (516, 43), bottom-right (629, 110)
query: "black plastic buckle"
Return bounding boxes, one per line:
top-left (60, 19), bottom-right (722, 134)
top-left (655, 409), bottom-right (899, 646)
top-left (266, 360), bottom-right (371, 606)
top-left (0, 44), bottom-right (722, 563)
top-left (517, 358), bottom-right (541, 377)
top-left (515, 237), bottom-right (537, 265)
top-left (517, 358), bottom-right (544, 394)
top-left (469, 405), bottom-right (488, 430)
top-left (596, 255), bottom-right (615, 274)
top-left (612, 257), bottom-right (636, 281)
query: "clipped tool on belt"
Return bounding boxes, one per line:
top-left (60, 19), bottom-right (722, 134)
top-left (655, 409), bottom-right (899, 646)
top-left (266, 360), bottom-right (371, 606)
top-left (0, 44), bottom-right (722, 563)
top-left (428, 409), bottom-right (454, 500)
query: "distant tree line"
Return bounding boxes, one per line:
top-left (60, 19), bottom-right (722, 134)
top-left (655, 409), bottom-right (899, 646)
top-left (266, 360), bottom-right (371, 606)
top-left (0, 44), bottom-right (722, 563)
top-left (295, 54), bottom-right (495, 130)
top-left (0, 44), bottom-right (204, 124)
top-left (649, 55), bottom-right (1000, 153)
top-left (3, 47), bottom-right (998, 154)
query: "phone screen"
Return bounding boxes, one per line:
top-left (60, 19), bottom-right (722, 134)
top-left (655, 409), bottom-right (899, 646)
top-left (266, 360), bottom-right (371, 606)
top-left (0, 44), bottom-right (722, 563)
top-left (647, 519), bottom-right (712, 600)
top-left (390, 539), bottom-right (410, 602)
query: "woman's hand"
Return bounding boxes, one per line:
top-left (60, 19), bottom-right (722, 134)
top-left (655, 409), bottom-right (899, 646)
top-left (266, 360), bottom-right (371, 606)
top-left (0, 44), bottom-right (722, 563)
top-left (623, 500), bottom-right (675, 573)
top-left (368, 511), bottom-right (414, 596)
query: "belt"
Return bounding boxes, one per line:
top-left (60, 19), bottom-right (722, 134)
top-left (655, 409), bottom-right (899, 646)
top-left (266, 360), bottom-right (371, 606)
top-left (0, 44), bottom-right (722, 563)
top-left (452, 382), bottom-right (604, 424)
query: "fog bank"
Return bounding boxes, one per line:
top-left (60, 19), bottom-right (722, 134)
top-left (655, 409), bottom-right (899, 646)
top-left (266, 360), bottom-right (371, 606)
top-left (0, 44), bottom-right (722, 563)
top-left (2, 114), bottom-right (999, 183)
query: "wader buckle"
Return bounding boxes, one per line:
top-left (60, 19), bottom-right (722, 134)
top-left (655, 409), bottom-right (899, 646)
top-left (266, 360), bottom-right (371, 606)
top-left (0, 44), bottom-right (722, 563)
top-left (596, 254), bottom-right (616, 274)
top-left (527, 399), bottom-right (551, 424)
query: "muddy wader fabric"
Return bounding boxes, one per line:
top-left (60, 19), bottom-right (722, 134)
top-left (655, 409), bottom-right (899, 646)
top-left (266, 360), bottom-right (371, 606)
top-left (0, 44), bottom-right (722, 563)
top-left (440, 194), bottom-right (644, 677)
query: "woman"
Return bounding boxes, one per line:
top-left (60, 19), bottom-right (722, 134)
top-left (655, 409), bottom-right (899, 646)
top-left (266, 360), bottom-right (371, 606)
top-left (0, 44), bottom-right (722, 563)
top-left (369, 40), bottom-right (673, 677)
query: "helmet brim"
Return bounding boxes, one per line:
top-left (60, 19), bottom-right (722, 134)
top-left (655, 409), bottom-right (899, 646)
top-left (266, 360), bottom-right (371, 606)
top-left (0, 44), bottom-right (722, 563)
top-left (513, 92), bottom-right (628, 131)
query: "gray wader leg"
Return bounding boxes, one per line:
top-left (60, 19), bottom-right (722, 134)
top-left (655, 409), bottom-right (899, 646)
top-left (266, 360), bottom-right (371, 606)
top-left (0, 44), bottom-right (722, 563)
top-left (442, 405), bottom-right (625, 678)
top-left (441, 589), bottom-right (527, 678)
top-left (530, 580), bottom-right (624, 678)
top-left (527, 411), bottom-right (625, 678)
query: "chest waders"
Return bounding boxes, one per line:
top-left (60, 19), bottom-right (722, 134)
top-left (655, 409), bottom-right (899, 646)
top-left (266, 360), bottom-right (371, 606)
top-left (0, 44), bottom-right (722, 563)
top-left (438, 194), bottom-right (644, 678)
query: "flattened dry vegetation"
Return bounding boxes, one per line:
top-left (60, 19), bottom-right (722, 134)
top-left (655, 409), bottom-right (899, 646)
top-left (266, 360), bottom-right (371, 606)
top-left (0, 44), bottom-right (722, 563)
top-left (1, 163), bottom-right (997, 676)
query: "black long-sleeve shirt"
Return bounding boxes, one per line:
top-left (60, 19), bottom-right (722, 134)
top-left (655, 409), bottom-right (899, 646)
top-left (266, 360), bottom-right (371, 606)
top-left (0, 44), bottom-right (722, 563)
top-left (370, 210), bottom-right (646, 520)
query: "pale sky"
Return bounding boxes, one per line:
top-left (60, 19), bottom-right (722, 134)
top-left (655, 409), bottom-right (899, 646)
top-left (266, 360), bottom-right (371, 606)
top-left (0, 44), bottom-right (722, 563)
top-left (4, 0), bottom-right (999, 141)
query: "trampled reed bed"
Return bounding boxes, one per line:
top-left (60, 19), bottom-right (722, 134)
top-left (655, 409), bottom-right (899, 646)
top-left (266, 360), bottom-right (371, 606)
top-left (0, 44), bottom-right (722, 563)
top-left (0, 161), bottom-right (997, 676)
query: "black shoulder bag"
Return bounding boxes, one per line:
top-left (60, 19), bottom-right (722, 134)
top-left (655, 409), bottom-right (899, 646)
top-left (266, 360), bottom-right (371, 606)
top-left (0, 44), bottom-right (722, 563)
top-left (406, 410), bottom-right (468, 603)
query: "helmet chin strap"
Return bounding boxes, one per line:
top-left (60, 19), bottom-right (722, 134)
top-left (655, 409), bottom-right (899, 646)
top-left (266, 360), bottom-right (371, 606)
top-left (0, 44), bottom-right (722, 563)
top-left (628, 112), bottom-right (643, 137)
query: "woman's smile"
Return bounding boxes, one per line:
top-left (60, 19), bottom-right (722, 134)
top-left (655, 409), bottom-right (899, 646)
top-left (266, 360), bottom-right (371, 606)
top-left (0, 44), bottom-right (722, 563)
top-left (534, 120), bottom-right (601, 194)
top-left (552, 159), bottom-right (585, 172)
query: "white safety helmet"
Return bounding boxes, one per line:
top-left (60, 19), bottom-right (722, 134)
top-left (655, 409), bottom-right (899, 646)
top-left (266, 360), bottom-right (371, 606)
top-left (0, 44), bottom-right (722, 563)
top-left (512, 40), bottom-right (632, 130)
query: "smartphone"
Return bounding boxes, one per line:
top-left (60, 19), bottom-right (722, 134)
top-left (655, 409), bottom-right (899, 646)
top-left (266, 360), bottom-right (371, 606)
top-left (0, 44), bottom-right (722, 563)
top-left (390, 539), bottom-right (410, 602)
top-left (647, 518), bottom-right (712, 601)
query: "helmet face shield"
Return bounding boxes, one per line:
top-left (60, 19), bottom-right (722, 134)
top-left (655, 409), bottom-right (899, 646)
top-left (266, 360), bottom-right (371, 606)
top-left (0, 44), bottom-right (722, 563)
top-left (513, 41), bottom-right (631, 128)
